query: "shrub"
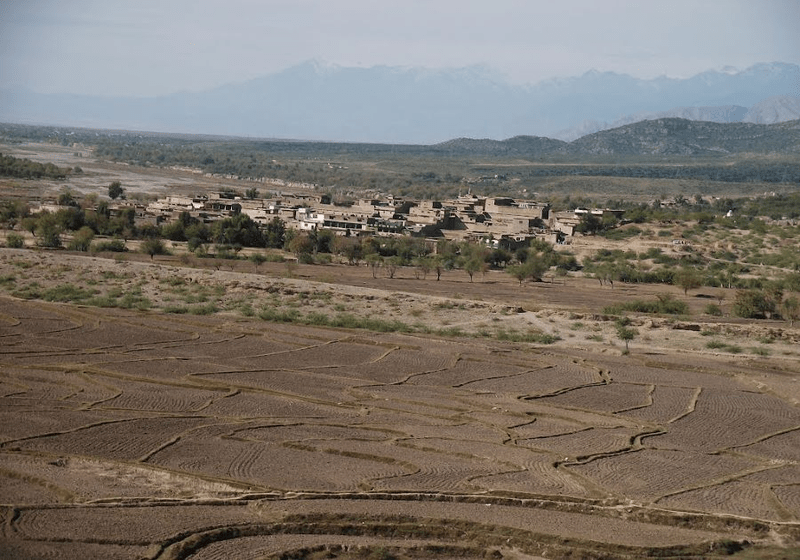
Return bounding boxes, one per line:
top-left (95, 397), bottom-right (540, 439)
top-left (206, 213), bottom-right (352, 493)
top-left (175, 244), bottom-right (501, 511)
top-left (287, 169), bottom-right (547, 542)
top-left (41, 284), bottom-right (97, 303)
top-left (5, 232), bottom-right (24, 248)
top-left (732, 289), bottom-right (777, 319)
top-left (704, 303), bottom-right (723, 316)
top-left (93, 238), bottom-right (127, 252)
top-left (603, 295), bottom-right (688, 316)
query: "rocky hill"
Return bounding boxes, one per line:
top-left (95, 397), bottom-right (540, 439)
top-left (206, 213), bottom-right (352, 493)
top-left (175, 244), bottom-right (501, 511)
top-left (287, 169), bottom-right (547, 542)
top-left (568, 118), bottom-right (800, 156)
top-left (432, 119), bottom-right (800, 157)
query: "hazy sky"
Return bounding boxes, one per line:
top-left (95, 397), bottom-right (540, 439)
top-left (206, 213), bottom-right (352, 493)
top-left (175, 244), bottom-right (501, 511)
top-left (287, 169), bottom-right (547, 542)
top-left (2, 0), bottom-right (798, 97)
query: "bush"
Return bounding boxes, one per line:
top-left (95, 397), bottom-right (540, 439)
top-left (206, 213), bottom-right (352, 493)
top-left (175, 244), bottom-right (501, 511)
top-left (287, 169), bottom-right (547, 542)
top-left (603, 294), bottom-right (688, 315)
top-left (732, 289), bottom-right (778, 319)
top-left (704, 303), bottom-right (723, 316)
top-left (93, 238), bottom-right (127, 252)
top-left (41, 284), bottom-right (97, 303)
top-left (5, 232), bottom-right (24, 248)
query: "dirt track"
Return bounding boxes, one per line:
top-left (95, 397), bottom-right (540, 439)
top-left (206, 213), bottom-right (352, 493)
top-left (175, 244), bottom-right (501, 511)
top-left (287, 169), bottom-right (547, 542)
top-left (1, 250), bottom-right (799, 558)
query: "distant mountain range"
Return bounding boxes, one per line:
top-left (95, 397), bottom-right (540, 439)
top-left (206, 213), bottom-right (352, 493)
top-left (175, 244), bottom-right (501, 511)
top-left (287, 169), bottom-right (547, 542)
top-left (1, 61), bottom-right (799, 144)
top-left (434, 118), bottom-right (800, 157)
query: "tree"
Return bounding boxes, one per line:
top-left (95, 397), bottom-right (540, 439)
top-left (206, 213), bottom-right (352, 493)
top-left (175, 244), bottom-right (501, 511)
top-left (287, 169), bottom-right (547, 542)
top-left (57, 189), bottom-right (79, 207)
top-left (674, 267), bottom-right (702, 295)
top-left (35, 213), bottom-right (62, 248)
top-left (594, 262), bottom-right (617, 288)
top-left (575, 213), bottom-right (603, 235)
top-left (781, 296), bottom-right (799, 326)
top-left (287, 232), bottom-right (314, 261)
top-left (462, 256), bottom-right (486, 282)
top-left (732, 289), bottom-right (779, 319)
top-left (68, 226), bottom-right (94, 252)
top-left (264, 217), bottom-right (286, 249)
top-left (245, 187), bottom-right (259, 199)
top-left (365, 253), bottom-right (383, 278)
top-left (0, 199), bottom-right (29, 229)
top-left (21, 216), bottom-right (38, 237)
top-left (385, 256), bottom-right (403, 279)
top-left (414, 256), bottom-right (433, 280)
top-left (108, 181), bottom-right (124, 200)
top-left (55, 206), bottom-right (85, 231)
top-left (616, 325), bottom-right (637, 353)
top-left (141, 237), bottom-right (166, 260)
top-left (507, 258), bottom-right (547, 286)
top-left (333, 236), bottom-right (362, 265)
top-left (211, 213), bottom-right (264, 247)
top-left (249, 253), bottom-right (267, 272)
top-left (459, 242), bottom-right (489, 282)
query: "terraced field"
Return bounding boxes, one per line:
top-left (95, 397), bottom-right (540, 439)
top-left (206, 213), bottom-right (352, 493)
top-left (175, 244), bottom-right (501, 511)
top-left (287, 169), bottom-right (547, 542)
top-left (1, 261), bottom-right (799, 558)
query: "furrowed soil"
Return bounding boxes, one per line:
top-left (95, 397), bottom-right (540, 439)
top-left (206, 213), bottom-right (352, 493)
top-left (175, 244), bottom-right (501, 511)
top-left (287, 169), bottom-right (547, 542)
top-left (1, 248), bottom-right (799, 559)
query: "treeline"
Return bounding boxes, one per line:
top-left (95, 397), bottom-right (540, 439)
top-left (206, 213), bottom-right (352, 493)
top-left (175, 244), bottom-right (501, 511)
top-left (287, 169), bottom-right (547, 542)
top-left (513, 161), bottom-right (800, 184)
top-left (6, 123), bottom-right (800, 204)
top-left (90, 139), bottom-right (800, 189)
top-left (0, 153), bottom-right (72, 180)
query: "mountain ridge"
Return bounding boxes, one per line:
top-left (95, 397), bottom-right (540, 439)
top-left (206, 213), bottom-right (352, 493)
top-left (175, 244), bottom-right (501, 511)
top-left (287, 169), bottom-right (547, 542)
top-left (1, 62), bottom-right (798, 144)
top-left (428, 118), bottom-right (800, 157)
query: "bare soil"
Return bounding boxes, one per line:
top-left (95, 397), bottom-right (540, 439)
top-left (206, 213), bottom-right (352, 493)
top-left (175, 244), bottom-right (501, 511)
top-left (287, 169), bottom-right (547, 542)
top-left (1, 250), bottom-right (799, 559)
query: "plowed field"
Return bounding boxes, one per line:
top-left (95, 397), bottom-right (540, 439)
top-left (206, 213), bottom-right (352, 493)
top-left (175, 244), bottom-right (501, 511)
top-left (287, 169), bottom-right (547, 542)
top-left (1, 250), bottom-right (799, 559)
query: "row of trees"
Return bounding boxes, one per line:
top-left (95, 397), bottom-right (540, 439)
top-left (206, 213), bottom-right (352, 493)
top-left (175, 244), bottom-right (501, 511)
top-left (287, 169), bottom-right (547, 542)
top-left (0, 153), bottom-right (73, 180)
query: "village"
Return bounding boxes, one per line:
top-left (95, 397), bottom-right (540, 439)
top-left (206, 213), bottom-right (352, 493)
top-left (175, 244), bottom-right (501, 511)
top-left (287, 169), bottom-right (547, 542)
top-left (74, 188), bottom-right (625, 251)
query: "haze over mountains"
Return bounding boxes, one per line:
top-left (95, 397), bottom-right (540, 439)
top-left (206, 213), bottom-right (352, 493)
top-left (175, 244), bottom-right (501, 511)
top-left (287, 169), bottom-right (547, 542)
top-left (1, 61), bottom-right (798, 144)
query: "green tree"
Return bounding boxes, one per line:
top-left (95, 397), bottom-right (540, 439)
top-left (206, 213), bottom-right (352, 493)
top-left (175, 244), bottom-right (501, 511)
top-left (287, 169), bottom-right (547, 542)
top-left (211, 213), bottom-right (264, 247)
top-left (616, 325), bottom-right (637, 353)
top-left (365, 253), bottom-right (383, 278)
top-left (245, 187), bottom-right (259, 199)
top-left (57, 189), bottom-right (79, 207)
top-left (506, 258), bottom-right (547, 286)
top-left (68, 226), bottom-right (94, 252)
top-left (55, 206), bottom-right (85, 231)
top-left (249, 253), bottom-right (267, 272)
top-left (781, 296), bottom-right (799, 326)
top-left (385, 255), bottom-right (403, 279)
top-left (108, 181), bottom-right (124, 200)
top-left (413, 256), bottom-right (433, 280)
top-left (21, 216), bottom-right (38, 237)
top-left (141, 237), bottom-right (166, 260)
top-left (732, 289), bottom-right (776, 319)
top-left (35, 213), bottom-right (62, 248)
top-left (462, 256), bottom-right (486, 282)
top-left (264, 217), bottom-right (286, 248)
top-left (333, 236), bottom-right (362, 265)
top-left (575, 213), bottom-right (603, 235)
top-left (287, 232), bottom-right (314, 261)
top-left (674, 267), bottom-right (702, 295)
top-left (0, 199), bottom-right (29, 229)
